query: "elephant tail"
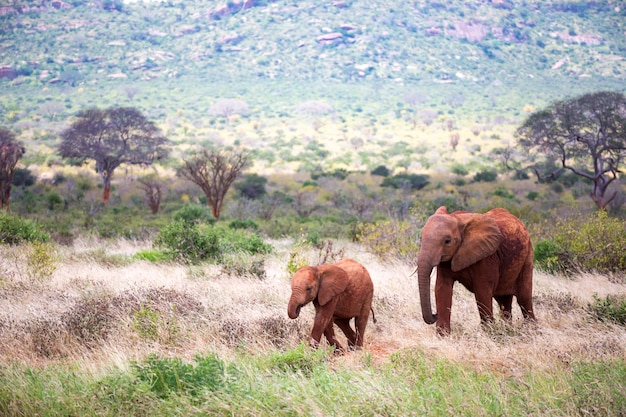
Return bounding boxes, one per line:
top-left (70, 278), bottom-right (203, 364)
top-left (370, 307), bottom-right (377, 324)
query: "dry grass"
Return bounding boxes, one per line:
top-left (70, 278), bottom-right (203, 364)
top-left (0, 237), bottom-right (624, 377)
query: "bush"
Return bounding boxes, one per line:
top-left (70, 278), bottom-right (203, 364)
top-left (473, 168), bottom-right (498, 182)
top-left (154, 221), bottom-right (220, 264)
top-left (172, 204), bottom-right (215, 225)
top-left (154, 221), bottom-right (272, 264)
top-left (26, 241), bottom-right (57, 283)
top-left (587, 294), bottom-right (626, 325)
top-left (357, 219), bottom-right (420, 262)
top-left (371, 165), bottom-right (390, 177)
top-left (552, 211), bottom-right (626, 275)
top-left (534, 239), bottom-right (572, 275)
top-left (0, 212), bottom-right (49, 245)
top-left (229, 219), bottom-right (259, 231)
top-left (381, 173), bottom-right (430, 190)
top-left (535, 211), bottom-right (626, 276)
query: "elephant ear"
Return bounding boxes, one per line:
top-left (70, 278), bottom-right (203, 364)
top-left (451, 213), bottom-right (503, 272)
top-left (317, 265), bottom-right (349, 306)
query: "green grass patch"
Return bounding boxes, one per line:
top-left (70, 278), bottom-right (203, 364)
top-left (1, 350), bottom-right (625, 416)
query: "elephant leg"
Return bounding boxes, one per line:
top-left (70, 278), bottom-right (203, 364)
top-left (517, 259), bottom-right (536, 322)
top-left (323, 322), bottom-right (345, 354)
top-left (310, 300), bottom-right (338, 348)
top-left (474, 292), bottom-right (494, 325)
top-left (435, 275), bottom-right (454, 336)
top-left (353, 311), bottom-right (371, 348)
top-left (494, 295), bottom-right (513, 323)
top-left (334, 318), bottom-right (357, 349)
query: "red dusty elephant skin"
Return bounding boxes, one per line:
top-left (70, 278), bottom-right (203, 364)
top-left (417, 206), bottom-right (536, 335)
top-left (287, 258), bottom-right (374, 353)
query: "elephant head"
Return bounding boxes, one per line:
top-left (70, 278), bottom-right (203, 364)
top-left (287, 265), bottom-right (349, 319)
top-left (417, 206), bottom-right (503, 324)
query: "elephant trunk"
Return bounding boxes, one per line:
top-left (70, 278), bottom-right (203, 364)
top-left (287, 291), bottom-right (304, 319)
top-left (417, 258), bottom-right (438, 325)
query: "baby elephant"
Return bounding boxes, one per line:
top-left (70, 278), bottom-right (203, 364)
top-left (287, 258), bottom-right (374, 354)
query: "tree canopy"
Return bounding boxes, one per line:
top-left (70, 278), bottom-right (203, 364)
top-left (0, 127), bottom-right (25, 211)
top-left (58, 107), bottom-right (170, 205)
top-left (178, 147), bottom-right (250, 220)
top-left (509, 91), bottom-right (626, 210)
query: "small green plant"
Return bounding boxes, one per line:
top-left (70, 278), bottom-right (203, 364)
top-left (133, 249), bottom-right (171, 262)
top-left (221, 252), bottom-right (266, 279)
top-left (267, 343), bottom-right (329, 375)
top-left (587, 294), bottom-right (626, 325)
top-left (26, 241), bottom-right (57, 283)
top-left (286, 232), bottom-right (312, 275)
top-left (133, 303), bottom-right (161, 341)
top-left (133, 303), bottom-right (181, 344)
top-left (132, 353), bottom-right (230, 399)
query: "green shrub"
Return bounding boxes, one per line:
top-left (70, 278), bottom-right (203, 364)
top-left (381, 173), bottom-right (430, 190)
top-left (0, 212), bottom-right (49, 245)
top-left (154, 221), bottom-right (271, 264)
top-left (26, 241), bottom-right (57, 283)
top-left (552, 211), bottom-right (626, 275)
top-left (154, 221), bottom-right (220, 264)
top-left (534, 239), bottom-right (571, 275)
top-left (587, 294), bottom-right (626, 325)
top-left (473, 168), bottom-right (498, 182)
top-left (357, 219), bottom-right (420, 262)
top-left (217, 227), bottom-right (272, 255)
top-left (228, 219), bottom-right (259, 231)
top-left (172, 204), bottom-right (215, 225)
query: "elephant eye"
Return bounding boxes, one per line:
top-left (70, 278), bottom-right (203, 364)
top-left (444, 238), bottom-right (452, 245)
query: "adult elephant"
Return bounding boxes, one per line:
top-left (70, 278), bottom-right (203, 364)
top-left (417, 206), bottom-right (536, 335)
top-left (287, 258), bottom-right (374, 354)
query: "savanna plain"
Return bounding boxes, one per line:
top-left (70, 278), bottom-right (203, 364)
top-left (0, 235), bottom-right (625, 416)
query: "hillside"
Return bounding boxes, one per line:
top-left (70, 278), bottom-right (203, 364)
top-left (1, 1), bottom-right (625, 128)
top-left (0, 0), bottom-right (625, 190)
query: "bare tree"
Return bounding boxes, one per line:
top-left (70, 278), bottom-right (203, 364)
top-left (58, 107), bottom-right (170, 206)
top-left (208, 99), bottom-right (250, 123)
top-left (138, 176), bottom-right (164, 214)
top-left (508, 91), bottom-right (626, 210)
top-left (120, 85), bottom-right (141, 101)
top-left (449, 132), bottom-right (460, 151)
top-left (38, 101), bottom-right (64, 121)
top-left (0, 128), bottom-right (25, 211)
top-left (178, 148), bottom-right (249, 220)
top-left (403, 91), bottom-right (427, 128)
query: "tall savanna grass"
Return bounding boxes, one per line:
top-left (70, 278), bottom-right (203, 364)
top-left (0, 236), bottom-right (625, 416)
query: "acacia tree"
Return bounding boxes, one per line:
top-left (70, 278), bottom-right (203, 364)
top-left (178, 148), bottom-right (249, 220)
top-left (58, 107), bottom-right (170, 206)
top-left (506, 91), bottom-right (626, 210)
top-left (0, 128), bottom-right (25, 211)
